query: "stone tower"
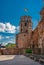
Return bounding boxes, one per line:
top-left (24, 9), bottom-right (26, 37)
top-left (16, 16), bottom-right (32, 48)
top-left (38, 7), bottom-right (44, 54)
top-left (20, 16), bottom-right (32, 34)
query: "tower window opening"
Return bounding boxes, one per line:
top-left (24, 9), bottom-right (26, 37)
top-left (25, 23), bottom-right (27, 26)
top-left (26, 30), bottom-right (28, 33)
top-left (21, 24), bottom-right (22, 27)
top-left (21, 29), bottom-right (22, 32)
top-left (24, 34), bottom-right (26, 36)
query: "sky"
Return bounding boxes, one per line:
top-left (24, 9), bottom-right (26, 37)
top-left (0, 0), bottom-right (43, 45)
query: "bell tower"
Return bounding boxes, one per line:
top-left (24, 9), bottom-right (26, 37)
top-left (20, 16), bottom-right (32, 34)
top-left (16, 16), bottom-right (32, 48)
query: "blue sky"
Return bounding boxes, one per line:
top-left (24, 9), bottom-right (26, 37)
top-left (0, 0), bottom-right (43, 44)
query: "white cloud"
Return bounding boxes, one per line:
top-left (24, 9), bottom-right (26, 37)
top-left (0, 22), bottom-right (19, 33)
top-left (5, 22), bottom-right (16, 33)
top-left (0, 35), bottom-right (3, 40)
top-left (7, 39), bottom-right (15, 44)
top-left (9, 37), bottom-right (15, 43)
top-left (4, 36), bottom-right (16, 44)
top-left (5, 23), bottom-right (16, 33)
top-left (1, 43), bottom-right (8, 46)
top-left (6, 36), bottom-right (10, 39)
top-left (0, 23), bottom-right (5, 32)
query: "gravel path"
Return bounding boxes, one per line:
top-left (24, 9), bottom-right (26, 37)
top-left (0, 55), bottom-right (41, 65)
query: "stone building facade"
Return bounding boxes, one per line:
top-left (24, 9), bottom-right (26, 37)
top-left (16, 7), bottom-right (44, 54)
top-left (16, 16), bottom-right (32, 48)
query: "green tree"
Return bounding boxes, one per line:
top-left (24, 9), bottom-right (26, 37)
top-left (6, 43), bottom-right (16, 48)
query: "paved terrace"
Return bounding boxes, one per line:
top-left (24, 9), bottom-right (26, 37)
top-left (0, 55), bottom-right (41, 65)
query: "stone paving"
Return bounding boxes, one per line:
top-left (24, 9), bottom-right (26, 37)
top-left (0, 55), bottom-right (42, 65)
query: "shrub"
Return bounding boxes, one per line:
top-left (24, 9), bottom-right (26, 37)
top-left (25, 48), bottom-right (32, 53)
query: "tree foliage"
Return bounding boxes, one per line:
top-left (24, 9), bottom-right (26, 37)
top-left (6, 43), bottom-right (16, 48)
top-left (25, 48), bottom-right (32, 53)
